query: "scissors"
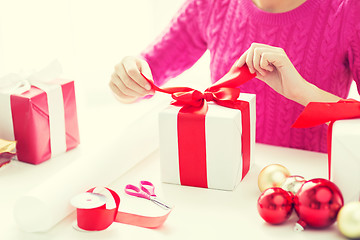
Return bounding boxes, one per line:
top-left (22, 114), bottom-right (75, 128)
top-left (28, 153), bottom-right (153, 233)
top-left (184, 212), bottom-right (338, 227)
top-left (124, 181), bottom-right (172, 210)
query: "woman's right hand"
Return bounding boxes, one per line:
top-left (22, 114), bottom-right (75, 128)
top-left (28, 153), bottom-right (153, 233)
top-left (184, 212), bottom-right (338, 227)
top-left (109, 56), bottom-right (155, 103)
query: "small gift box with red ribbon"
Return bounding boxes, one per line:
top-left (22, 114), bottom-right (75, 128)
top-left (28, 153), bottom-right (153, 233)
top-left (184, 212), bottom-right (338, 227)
top-left (293, 99), bottom-right (360, 202)
top-left (0, 61), bottom-right (80, 164)
top-left (144, 66), bottom-right (256, 190)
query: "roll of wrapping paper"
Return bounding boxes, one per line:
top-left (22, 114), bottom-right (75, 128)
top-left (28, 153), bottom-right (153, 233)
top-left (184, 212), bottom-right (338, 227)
top-left (13, 101), bottom-right (167, 232)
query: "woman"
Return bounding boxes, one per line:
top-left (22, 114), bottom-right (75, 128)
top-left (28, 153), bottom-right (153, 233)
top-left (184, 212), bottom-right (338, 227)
top-left (109, 0), bottom-right (360, 153)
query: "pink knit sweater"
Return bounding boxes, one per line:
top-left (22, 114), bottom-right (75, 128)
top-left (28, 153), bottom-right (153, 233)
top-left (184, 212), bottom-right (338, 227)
top-left (141, 0), bottom-right (360, 153)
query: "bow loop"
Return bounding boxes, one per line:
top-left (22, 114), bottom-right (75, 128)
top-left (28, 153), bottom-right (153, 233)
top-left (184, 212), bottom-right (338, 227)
top-left (0, 73), bottom-right (31, 95)
top-left (0, 60), bottom-right (62, 95)
top-left (207, 87), bottom-right (241, 101)
top-left (292, 99), bottom-right (360, 128)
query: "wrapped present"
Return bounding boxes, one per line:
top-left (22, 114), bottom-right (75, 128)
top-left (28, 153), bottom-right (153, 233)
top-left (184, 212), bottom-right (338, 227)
top-left (0, 61), bottom-right (80, 164)
top-left (293, 100), bottom-right (360, 203)
top-left (331, 119), bottom-right (360, 202)
top-left (159, 93), bottom-right (256, 190)
top-left (142, 65), bottom-right (256, 190)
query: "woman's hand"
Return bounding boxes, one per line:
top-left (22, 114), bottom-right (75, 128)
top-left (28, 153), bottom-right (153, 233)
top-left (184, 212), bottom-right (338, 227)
top-left (109, 56), bottom-right (154, 103)
top-left (236, 43), bottom-right (341, 105)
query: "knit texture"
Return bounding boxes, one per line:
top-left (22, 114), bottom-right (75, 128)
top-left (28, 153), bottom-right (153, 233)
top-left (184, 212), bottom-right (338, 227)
top-left (141, 0), bottom-right (360, 153)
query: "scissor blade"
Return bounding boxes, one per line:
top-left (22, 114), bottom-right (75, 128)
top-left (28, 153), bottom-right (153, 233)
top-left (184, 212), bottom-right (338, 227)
top-left (150, 196), bottom-right (172, 210)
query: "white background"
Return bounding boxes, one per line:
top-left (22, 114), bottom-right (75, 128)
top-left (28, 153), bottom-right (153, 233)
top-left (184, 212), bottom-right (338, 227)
top-left (0, 0), bottom-right (210, 107)
top-left (0, 0), bottom-right (358, 103)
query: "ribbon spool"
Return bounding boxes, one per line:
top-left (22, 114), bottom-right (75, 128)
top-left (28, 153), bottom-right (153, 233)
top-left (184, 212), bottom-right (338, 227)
top-left (71, 187), bottom-right (171, 231)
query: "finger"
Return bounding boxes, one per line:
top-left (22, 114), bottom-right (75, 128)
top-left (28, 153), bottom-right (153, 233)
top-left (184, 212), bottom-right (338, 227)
top-left (259, 53), bottom-right (274, 72)
top-left (138, 59), bottom-right (153, 83)
top-left (245, 46), bottom-right (255, 74)
top-left (111, 72), bottom-right (142, 97)
top-left (261, 52), bottom-right (287, 70)
top-left (109, 81), bottom-right (127, 98)
top-left (123, 58), bottom-right (152, 91)
top-left (236, 50), bottom-right (248, 68)
top-left (109, 81), bottom-right (137, 102)
top-left (138, 59), bottom-right (155, 95)
top-left (117, 63), bottom-right (148, 96)
top-left (253, 48), bottom-right (267, 76)
top-left (253, 48), bottom-right (275, 72)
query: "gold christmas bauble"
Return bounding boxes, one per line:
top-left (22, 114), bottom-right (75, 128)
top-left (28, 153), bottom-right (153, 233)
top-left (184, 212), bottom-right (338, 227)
top-left (337, 201), bottom-right (360, 239)
top-left (258, 164), bottom-right (290, 193)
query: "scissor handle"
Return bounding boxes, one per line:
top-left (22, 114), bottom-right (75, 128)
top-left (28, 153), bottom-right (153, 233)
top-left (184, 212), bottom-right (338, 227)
top-left (140, 181), bottom-right (156, 196)
top-left (124, 184), bottom-right (150, 200)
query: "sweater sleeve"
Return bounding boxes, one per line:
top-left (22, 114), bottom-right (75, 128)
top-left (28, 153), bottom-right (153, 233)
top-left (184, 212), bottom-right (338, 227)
top-left (347, 0), bottom-right (360, 94)
top-left (140, 0), bottom-right (212, 86)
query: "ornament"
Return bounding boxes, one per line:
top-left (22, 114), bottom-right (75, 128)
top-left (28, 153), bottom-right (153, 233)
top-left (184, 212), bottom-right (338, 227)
top-left (258, 164), bottom-right (290, 192)
top-left (337, 201), bottom-right (360, 239)
top-left (293, 178), bottom-right (344, 231)
top-left (281, 175), bottom-right (306, 195)
top-left (257, 187), bottom-right (294, 225)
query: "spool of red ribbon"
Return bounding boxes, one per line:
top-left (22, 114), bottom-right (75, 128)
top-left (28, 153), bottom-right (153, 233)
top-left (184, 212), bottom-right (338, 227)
top-left (71, 187), bottom-right (171, 231)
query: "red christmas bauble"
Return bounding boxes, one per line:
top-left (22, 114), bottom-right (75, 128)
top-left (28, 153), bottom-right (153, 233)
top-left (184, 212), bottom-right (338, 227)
top-left (257, 187), bottom-right (294, 225)
top-left (294, 178), bottom-right (344, 229)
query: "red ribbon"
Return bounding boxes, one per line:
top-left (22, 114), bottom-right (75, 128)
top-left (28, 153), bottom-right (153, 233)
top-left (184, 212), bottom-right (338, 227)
top-left (143, 66), bottom-right (256, 188)
top-left (292, 99), bottom-right (360, 179)
top-left (76, 187), bottom-right (171, 231)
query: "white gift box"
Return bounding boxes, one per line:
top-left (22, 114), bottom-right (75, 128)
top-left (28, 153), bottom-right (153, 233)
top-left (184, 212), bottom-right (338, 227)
top-left (159, 93), bottom-right (256, 191)
top-left (331, 118), bottom-right (360, 203)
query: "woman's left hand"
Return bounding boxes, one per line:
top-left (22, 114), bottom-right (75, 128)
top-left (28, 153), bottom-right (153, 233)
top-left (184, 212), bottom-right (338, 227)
top-left (236, 43), bottom-right (312, 105)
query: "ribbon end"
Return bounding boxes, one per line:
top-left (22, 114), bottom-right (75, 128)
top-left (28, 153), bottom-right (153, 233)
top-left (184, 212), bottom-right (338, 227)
top-left (291, 121), bottom-right (305, 128)
top-left (211, 65), bottom-right (256, 90)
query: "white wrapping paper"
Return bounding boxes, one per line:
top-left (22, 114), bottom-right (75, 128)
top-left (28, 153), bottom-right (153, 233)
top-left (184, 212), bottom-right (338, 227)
top-left (13, 98), bottom-right (168, 232)
top-left (331, 118), bottom-right (360, 203)
top-left (159, 93), bottom-right (256, 190)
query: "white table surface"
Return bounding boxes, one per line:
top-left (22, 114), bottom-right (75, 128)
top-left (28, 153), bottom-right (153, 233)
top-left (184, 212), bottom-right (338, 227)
top-left (2, 140), bottom-right (348, 240)
top-left (0, 78), bottom-right (351, 240)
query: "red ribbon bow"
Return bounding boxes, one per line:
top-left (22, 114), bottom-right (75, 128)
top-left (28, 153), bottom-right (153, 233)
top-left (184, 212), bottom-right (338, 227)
top-left (292, 99), bottom-right (360, 179)
top-left (143, 66), bottom-right (256, 188)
